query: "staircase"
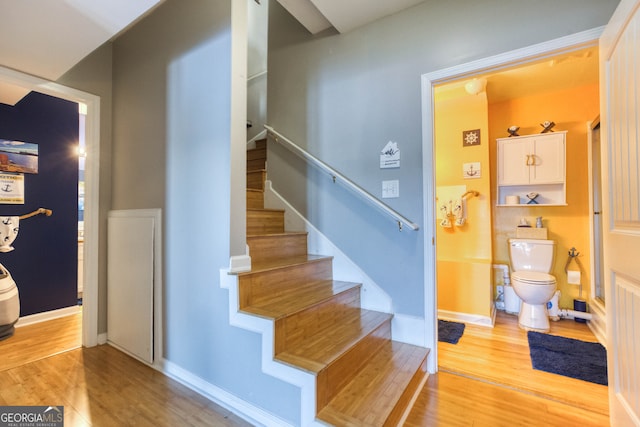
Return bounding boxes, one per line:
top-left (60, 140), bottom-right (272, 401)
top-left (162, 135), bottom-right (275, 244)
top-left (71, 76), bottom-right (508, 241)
top-left (239, 138), bottom-right (429, 426)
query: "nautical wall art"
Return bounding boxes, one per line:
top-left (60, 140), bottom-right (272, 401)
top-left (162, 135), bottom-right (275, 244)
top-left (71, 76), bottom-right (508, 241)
top-left (463, 162), bottom-right (481, 179)
top-left (0, 173), bottom-right (24, 204)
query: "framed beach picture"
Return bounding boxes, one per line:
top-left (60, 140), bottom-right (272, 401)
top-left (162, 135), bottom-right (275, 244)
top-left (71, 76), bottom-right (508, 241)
top-left (0, 139), bottom-right (38, 174)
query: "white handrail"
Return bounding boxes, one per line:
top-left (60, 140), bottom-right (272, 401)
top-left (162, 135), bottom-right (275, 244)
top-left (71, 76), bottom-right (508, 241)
top-left (264, 125), bottom-right (419, 231)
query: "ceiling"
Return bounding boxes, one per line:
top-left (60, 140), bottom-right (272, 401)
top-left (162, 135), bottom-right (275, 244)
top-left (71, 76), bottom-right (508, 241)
top-left (0, 0), bottom-right (164, 105)
top-left (0, 1), bottom-right (599, 108)
top-left (436, 46), bottom-right (599, 104)
top-left (0, 0), bottom-right (423, 106)
top-left (276, 0), bottom-right (426, 34)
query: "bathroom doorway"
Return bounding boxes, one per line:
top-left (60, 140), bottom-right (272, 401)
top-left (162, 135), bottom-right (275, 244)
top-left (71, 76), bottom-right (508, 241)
top-left (422, 28), bottom-right (605, 377)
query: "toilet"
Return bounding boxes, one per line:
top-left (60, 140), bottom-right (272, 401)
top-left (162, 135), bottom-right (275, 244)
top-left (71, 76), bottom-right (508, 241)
top-left (508, 238), bottom-right (557, 332)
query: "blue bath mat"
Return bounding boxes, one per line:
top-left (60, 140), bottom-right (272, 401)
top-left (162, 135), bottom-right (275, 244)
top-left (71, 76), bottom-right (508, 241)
top-left (438, 319), bottom-right (465, 344)
top-left (527, 331), bottom-right (608, 385)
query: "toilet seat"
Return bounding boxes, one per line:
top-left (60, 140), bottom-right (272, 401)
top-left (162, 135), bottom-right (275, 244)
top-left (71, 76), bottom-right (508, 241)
top-left (512, 270), bottom-right (556, 285)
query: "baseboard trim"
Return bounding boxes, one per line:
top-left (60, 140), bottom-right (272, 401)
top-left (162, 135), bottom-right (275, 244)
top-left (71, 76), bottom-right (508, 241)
top-left (229, 254), bottom-right (251, 273)
top-left (15, 305), bottom-right (81, 328)
top-left (220, 269), bottom-right (324, 427)
top-left (264, 180), bottom-right (392, 314)
top-left (98, 333), bottom-right (108, 345)
top-left (392, 314), bottom-right (426, 347)
top-left (438, 308), bottom-right (495, 327)
top-left (162, 358), bottom-right (294, 427)
top-left (586, 299), bottom-right (606, 346)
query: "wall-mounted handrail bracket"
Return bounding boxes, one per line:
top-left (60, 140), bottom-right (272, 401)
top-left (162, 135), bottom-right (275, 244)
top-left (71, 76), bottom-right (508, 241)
top-left (264, 125), bottom-right (419, 231)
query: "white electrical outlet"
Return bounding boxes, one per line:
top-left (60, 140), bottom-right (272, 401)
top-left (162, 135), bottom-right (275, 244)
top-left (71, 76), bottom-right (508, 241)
top-left (382, 180), bottom-right (399, 198)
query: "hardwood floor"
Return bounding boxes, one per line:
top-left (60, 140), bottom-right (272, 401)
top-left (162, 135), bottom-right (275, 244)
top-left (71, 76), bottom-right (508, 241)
top-left (405, 311), bottom-right (609, 427)
top-left (0, 312), bottom-right (82, 371)
top-left (0, 313), bottom-right (250, 427)
top-left (0, 311), bottom-right (609, 426)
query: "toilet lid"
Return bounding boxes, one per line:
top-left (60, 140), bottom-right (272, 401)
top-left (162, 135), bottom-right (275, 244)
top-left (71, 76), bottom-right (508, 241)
top-left (512, 270), bottom-right (556, 285)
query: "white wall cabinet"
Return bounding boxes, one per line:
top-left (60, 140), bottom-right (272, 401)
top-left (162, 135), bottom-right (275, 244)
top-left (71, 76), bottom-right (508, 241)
top-left (497, 131), bottom-right (567, 206)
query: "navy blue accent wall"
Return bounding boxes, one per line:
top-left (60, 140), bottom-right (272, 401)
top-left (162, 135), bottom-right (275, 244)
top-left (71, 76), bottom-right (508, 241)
top-left (0, 92), bottom-right (78, 316)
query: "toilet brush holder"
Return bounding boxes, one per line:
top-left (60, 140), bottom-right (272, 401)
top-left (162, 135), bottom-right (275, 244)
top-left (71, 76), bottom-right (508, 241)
top-left (573, 299), bottom-right (587, 323)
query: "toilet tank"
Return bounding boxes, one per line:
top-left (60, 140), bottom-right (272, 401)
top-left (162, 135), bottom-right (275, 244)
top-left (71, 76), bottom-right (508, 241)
top-left (508, 238), bottom-right (556, 272)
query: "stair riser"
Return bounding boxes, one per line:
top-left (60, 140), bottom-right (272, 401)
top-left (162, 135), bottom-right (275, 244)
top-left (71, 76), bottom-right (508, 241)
top-left (316, 319), bottom-right (392, 410)
top-left (247, 170), bottom-right (266, 190)
top-left (246, 191), bottom-right (264, 209)
top-left (247, 158), bottom-right (266, 171)
top-left (239, 259), bottom-right (333, 308)
top-left (384, 355), bottom-right (428, 427)
top-left (248, 234), bottom-right (308, 263)
top-left (274, 287), bottom-right (361, 354)
top-left (247, 210), bottom-right (284, 235)
top-left (247, 146), bottom-right (266, 161)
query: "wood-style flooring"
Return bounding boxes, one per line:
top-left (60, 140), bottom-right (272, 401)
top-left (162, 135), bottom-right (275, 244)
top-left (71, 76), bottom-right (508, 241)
top-left (0, 311), bottom-right (609, 426)
top-left (404, 311), bottom-right (609, 427)
top-left (0, 312), bottom-right (82, 371)
top-left (0, 313), bottom-right (250, 427)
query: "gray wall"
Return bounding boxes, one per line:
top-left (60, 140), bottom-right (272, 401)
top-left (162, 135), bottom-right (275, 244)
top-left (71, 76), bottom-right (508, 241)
top-left (267, 0), bottom-right (620, 317)
top-left (110, 0), bottom-right (298, 424)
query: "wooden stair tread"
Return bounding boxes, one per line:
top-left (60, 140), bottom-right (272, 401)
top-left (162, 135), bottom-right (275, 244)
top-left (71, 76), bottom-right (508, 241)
top-left (247, 231), bottom-right (307, 239)
top-left (242, 280), bottom-right (360, 319)
top-left (247, 207), bottom-right (283, 213)
top-left (240, 254), bottom-right (331, 274)
top-left (317, 341), bottom-right (429, 426)
top-left (276, 309), bottom-right (392, 373)
top-left (241, 141), bottom-right (431, 425)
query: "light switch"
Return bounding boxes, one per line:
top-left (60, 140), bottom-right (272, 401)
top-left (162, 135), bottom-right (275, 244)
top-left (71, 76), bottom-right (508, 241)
top-left (382, 180), bottom-right (399, 198)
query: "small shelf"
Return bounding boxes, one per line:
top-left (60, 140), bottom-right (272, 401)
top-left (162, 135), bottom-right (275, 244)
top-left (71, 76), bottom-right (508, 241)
top-left (497, 204), bottom-right (568, 207)
top-left (497, 183), bottom-right (566, 206)
top-left (497, 132), bottom-right (567, 207)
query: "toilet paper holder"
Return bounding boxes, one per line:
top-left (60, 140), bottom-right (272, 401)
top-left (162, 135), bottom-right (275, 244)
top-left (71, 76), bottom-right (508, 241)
top-left (565, 247), bottom-right (584, 297)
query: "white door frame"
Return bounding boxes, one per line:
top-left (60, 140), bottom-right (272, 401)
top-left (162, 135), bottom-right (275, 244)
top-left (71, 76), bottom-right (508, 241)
top-left (0, 65), bottom-right (100, 347)
top-left (421, 27), bottom-right (603, 374)
top-left (586, 118), bottom-right (607, 345)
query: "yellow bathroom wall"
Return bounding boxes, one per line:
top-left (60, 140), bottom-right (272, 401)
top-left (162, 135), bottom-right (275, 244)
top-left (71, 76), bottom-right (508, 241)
top-left (435, 88), bottom-right (493, 320)
top-left (488, 83), bottom-right (599, 309)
